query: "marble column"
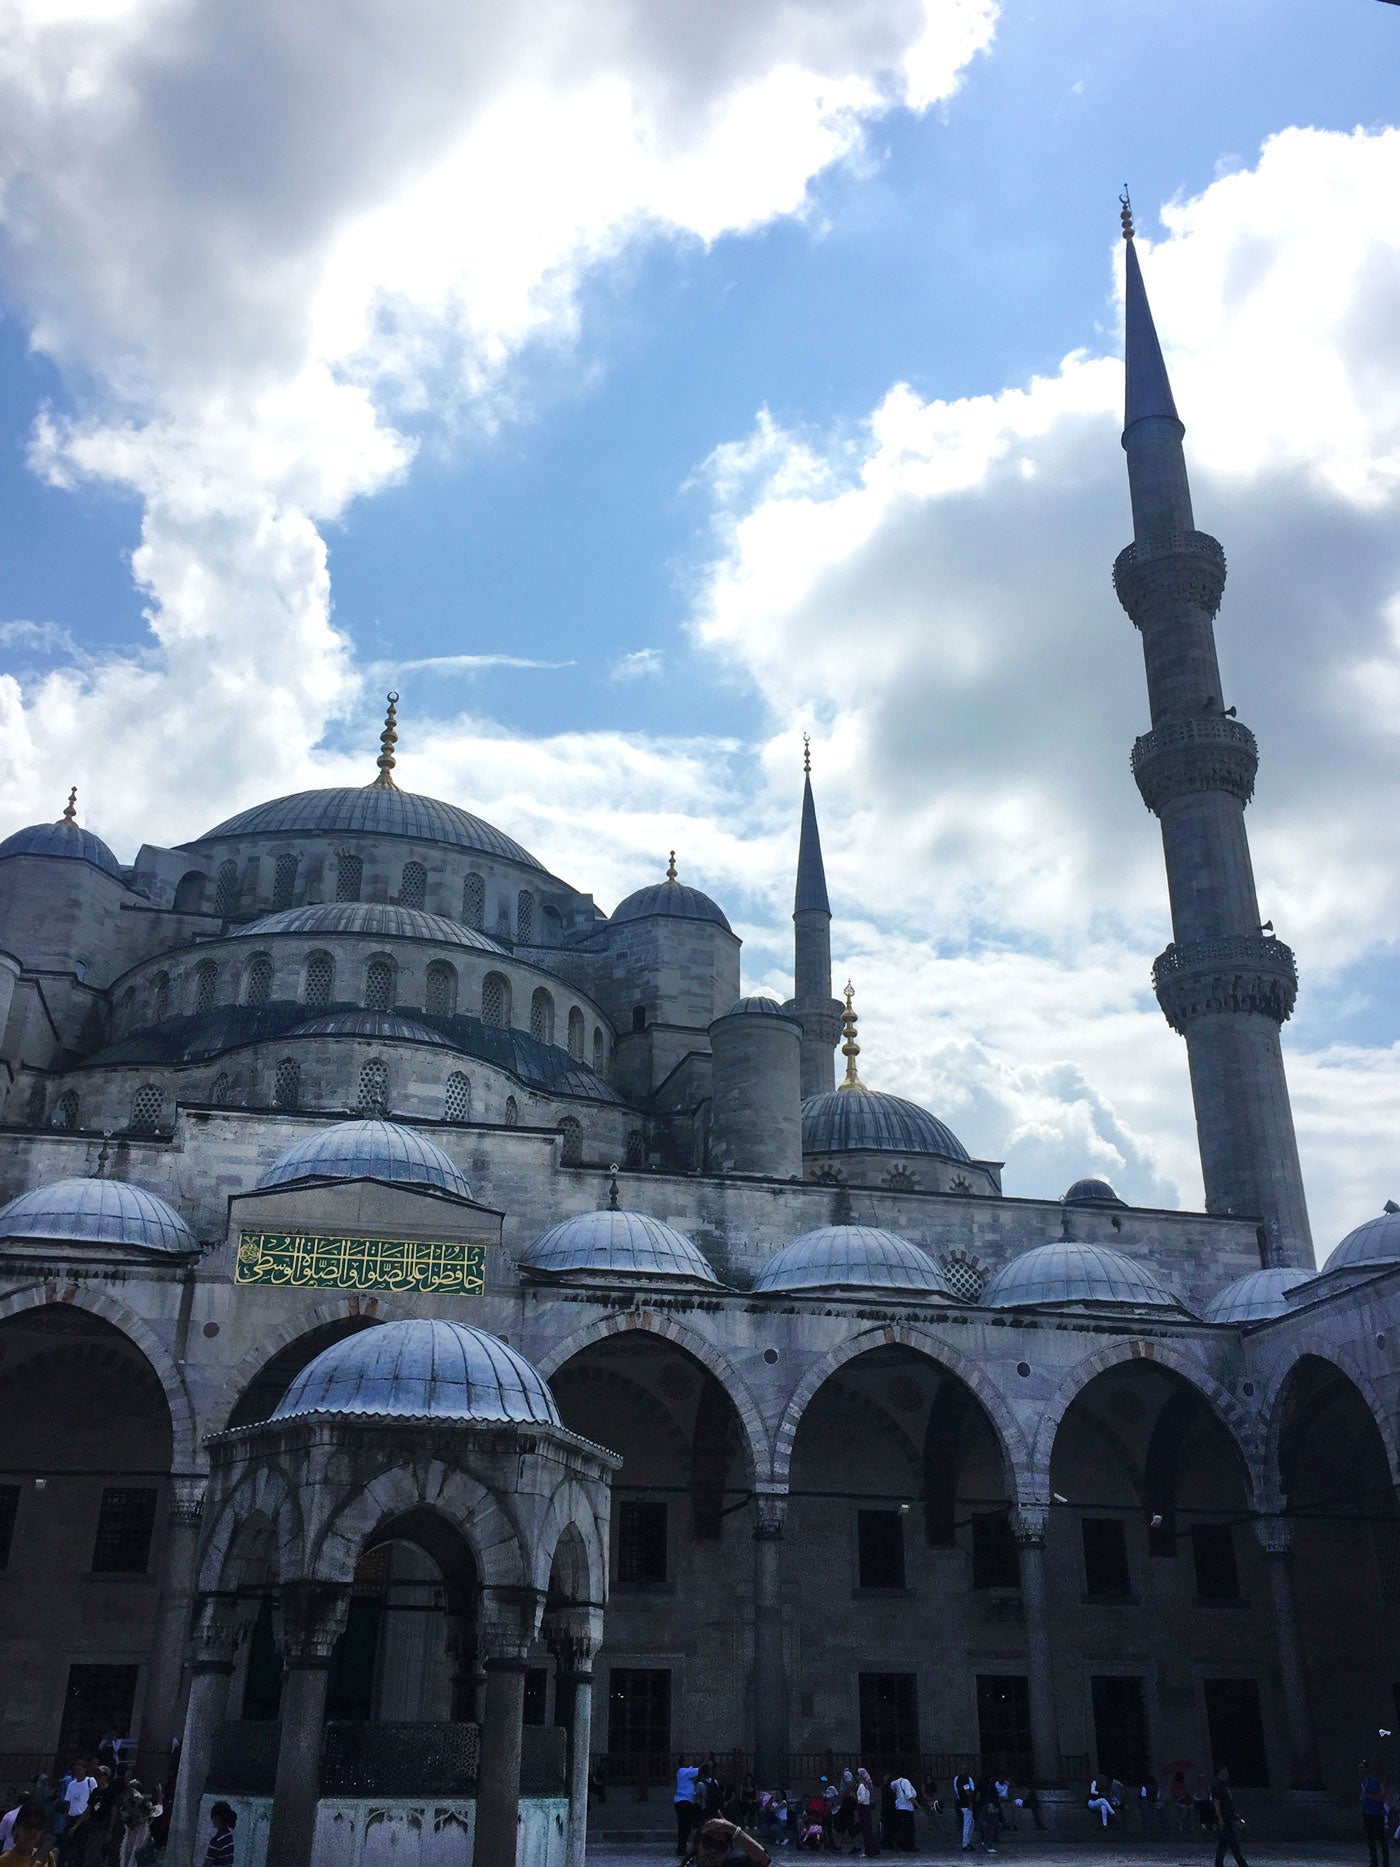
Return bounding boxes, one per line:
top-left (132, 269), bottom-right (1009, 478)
top-left (1012, 1506), bottom-right (1062, 1787)
top-left (137, 1477), bottom-right (205, 1775)
top-left (165, 1595), bottom-right (238, 1867)
top-left (544, 1620), bottom-right (597, 1867)
top-left (265, 1583), bottom-right (349, 1867)
top-left (752, 1489), bottom-right (788, 1789)
top-left (474, 1589), bottom-right (545, 1867)
top-left (1254, 1520), bottom-right (1323, 1787)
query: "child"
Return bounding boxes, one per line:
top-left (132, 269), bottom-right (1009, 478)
top-left (203, 1802), bottom-right (237, 1867)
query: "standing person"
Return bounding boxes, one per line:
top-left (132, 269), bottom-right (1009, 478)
top-left (76, 1772), bottom-right (114, 1867)
top-left (953, 1771), bottom-right (977, 1852)
top-left (682, 1815), bottom-right (772, 1867)
top-left (878, 1777), bottom-right (896, 1854)
top-left (833, 1778), bottom-right (859, 1855)
top-left (888, 1773), bottom-right (918, 1855)
top-left (1211, 1765), bottom-right (1248, 1867)
top-left (1169, 1770), bottom-right (1192, 1833)
top-left (0, 1804), bottom-right (57, 1867)
top-left (200, 1803), bottom-right (236, 1867)
top-left (58, 1765), bottom-right (95, 1867)
top-left (975, 1780), bottom-right (1000, 1854)
top-left (675, 1758), bottom-right (702, 1858)
top-left (855, 1769), bottom-right (878, 1859)
top-left (115, 1781), bottom-right (157, 1867)
top-left (1139, 1773), bottom-right (1166, 1832)
top-left (1362, 1761), bottom-right (1391, 1867)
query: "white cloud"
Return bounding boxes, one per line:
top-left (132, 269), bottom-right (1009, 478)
top-left (609, 648), bottom-right (665, 681)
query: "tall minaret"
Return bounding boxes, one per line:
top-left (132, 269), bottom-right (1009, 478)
top-left (787, 736), bottom-right (842, 1098)
top-left (1113, 193), bottom-right (1312, 1267)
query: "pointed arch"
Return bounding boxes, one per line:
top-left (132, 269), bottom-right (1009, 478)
top-left (1258, 1343), bottom-right (1400, 1515)
top-left (198, 1463), bottom-right (305, 1592)
top-left (309, 1463), bottom-right (528, 1591)
top-left (532, 1478), bottom-right (609, 1602)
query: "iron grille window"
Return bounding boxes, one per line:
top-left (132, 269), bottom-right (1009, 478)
top-left (976, 1674), bottom-right (1032, 1780)
top-left (941, 1254), bottom-right (985, 1302)
top-left (272, 853), bottom-right (298, 910)
top-left (365, 957), bottom-right (394, 1011)
top-left (305, 952), bottom-right (334, 1007)
top-left (1090, 1674), bottom-right (1151, 1783)
top-left (335, 854), bottom-right (363, 903)
top-left (357, 1060), bottom-right (388, 1113)
top-left (567, 1007), bottom-right (585, 1060)
top-left (1082, 1518), bottom-right (1132, 1598)
top-left (530, 988), bottom-right (553, 1045)
top-left (399, 861), bottom-right (426, 909)
top-left (274, 1057), bottom-right (301, 1110)
top-left (130, 1084), bottom-right (163, 1133)
top-left (1192, 1523), bottom-right (1240, 1601)
top-left (858, 1673), bottom-right (919, 1766)
top-left (857, 1509), bottom-right (906, 1589)
top-left (245, 955), bottom-right (273, 1005)
top-left (51, 1091), bottom-right (79, 1131)
top-left (624, 1130), bottom-right (645, 1169)
top-left (58, 1666), bottom-right (139, 1765)
top-left (503, 1096), bottom-right (518, 1127)
top-left (211, 1072), bottom-right (231, 1106)
top-left (462, 873), bottom-right (485, 929)
top-left (0, 1484), bottom-right (19, 1567)
top-left (481, 974), bottom-right (508, 1027)
top-left (425, 962), bottom-right (456, 1018)
top-left (91, 1487), bottom-right (158, 1573)
top-left (1203, 1678), bottom-right (1269, 1787)
top-left (617, 1500), bottom-right (668, 1585)
top-left (516, 890), bottom-right (534, 942)
top-left (444, 1072), bottom-right (471, 1122)
top-left (971, 1510), bottom-right (1021, 1589)
top-left (152, 974), bottom-right (171, 1021)
top-left (559, 1118), bottom-right (582, 1166)
top-left (607, 1669), bottom-right (671, 1782)
top-left (193, 963), bottom-right (219, 1013)
top-left (213, 860), bottom-right (239, 916)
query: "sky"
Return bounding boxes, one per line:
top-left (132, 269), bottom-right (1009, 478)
top-left (1, 0), bottom-right (1398, 1256)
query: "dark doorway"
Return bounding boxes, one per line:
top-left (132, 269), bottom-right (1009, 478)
top-left (607, 1668), bottom-right (671, 1785)
top-left (242, 1598), bottom-right (283, 1720)
top-left (859, 1672), bottom-right (920, 1771)
top-left (58, 1665), bottom-right (139, 1763)
top-left (1090, 1675), bottom-right (1150, 1782)
top-left (1203, 1678), bottom-right (1269, 1787)
top-left (977, 1675), bottom-right (1032, 1779)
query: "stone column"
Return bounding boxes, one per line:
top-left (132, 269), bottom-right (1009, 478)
top-left (137, 1477), bottom-right (205, 1775)
top-left (545, 1618), bottom-right (598, 1867)
top-left (475, 1589), bottom-right (545, 1867)
top-left (265, 1582), bottom-right (349, 1867)
top-left (752, 1490), bottom-right (788, 1789)
top-left (1254, 1520), bottom-right (1323, 1787)
top-left (165, 1595), bottom-right (238, 1867)
top-left (1012, 1506), bottom-right (1061, 1787)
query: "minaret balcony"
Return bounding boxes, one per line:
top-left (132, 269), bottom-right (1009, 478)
top-left (1114, 530), bottom-right (1227, 625)
top-left (1131, 716), bottom-right (1258, 814)
top-left (1152, 933), bottom-right (1298, 1033)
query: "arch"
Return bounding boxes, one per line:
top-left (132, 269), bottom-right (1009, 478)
top-left (191, 959), bottom-right (219, 1014)
top-left (304, 949), bottom-right (335, 1007)
top-left (774, 1325), bottom-right (1030, 1495)
top-left (198, 1464), bottom-right (305, 1593)
top-left (130, 1082), bottom-right (164, 1133)
top-left (364, 953), bottom-right (395, 1011)
top-left (271, 853), bottom-right (298, 910)
top-left (213, 859), bottom-right (239, 916)
top-left (151, 972), bottom-right (172, 1022)
top-left (503, 1095), bottom-right (518, 1127)
top-left (50, 1089), bottom-right (79, 1130)
top-left (462, 872), bottom-right (485, 930)
top-left (624, 1130), bottom-right (645, 1169)
top-left (516, 890), bottom-right (534, 943)
top-left (567, 1007), bottom-right (585, 1062)
top-left (530, 987), bottom-right (555, 1046)
top-left (310, 1465), bottom-right (528, 1593)
top-left (118, 985), bottom-right (136, 1031)
top-left (207, 1304), bottom-right (399, 1437)
top-left (0, 1286), bottom-right (198, 1471)
top-left (592, 1027), bottom-right (606, 1075)
top-left (211, 1071), bottom-right (232, 1106)
top-left (533, 1483), bottom-right (608, 1603)
top-left (539, 1312), bottom-right (767, 1483)
top-left (399, 860), bottom-right (427, 910)
top-left (481, 971), bottom-right (511, 1028)
top-left (173, 870), bottom-right (207, 913)
top-left (244, 953), bottom-right (273, 1006)
top-left (1259, 1345), bottom-right (1400, 1514)
top-left (425, 959), bottom-right (457, 1019)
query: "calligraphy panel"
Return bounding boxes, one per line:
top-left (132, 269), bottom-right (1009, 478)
top-left (236, 1230), bottom-right (486, 1296)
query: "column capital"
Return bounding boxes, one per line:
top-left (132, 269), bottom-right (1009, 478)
top-left (1011, 1503), bottom-right (1050, 1549)
top-left (478, 1584), bottom-right (546, 1663)
top-left (189, 1592), bottom-right (244, 1669)
top-left (543, 1605), bottom-right (603, 1674)
top-left (753, 1488), bottom-right (788, 1540)
top-left (1251, 1515), bottom-right (1295, 1558)
top-left (277, 1580), bottom-right (351, 1666)
top-left (169, 1475), bottom-right (207, 1527)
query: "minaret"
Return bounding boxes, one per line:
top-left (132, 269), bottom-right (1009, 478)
top-left (1113, 192), bottom-right (1312, 1266)
top-left (788, 736), bottom-right (842, 1098)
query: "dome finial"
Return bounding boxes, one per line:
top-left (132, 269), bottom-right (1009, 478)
top-left (803, 731), bottom-right (811, 776)
top-left (373, 692), bottom-right (400, 790)
top-left (837, 980), bottom-right (865, 1092)
top-left (1119, 184), bottom-right (1134, 242)
top-left (666, 849), bottom-right (677, 883)
top-left (60, 786), bottom-right (78, 825)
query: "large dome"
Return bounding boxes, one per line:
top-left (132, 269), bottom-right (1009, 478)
top-left (1325, 1207), bottom-right (1400, 1275)
top-left (752, 1224), bottom-right (954, 1297)
top-left (272, 1319), bottom-right (559, 1425)
top-left (982, 1242), bottom-right (1182, 1312)
top-left (611, 880), bottom-right (732, 933)
top-left (239, 902), bottom-right (506, 951)
top-left (521, 1210), bottom-right (719, 1284)
top-left (801, 1088), bottom-right (969, 1163)
top-left (195, 786), bottom-right (543, 871)
top-left (0, 1177), bottom-right (195, 1256)
top-left (0, 817), bottom-right (123, 879)
top-left (259, 1118), bottom-right (472, 1199)
top-left (1204, 1268), bottom-right (1300, 1325)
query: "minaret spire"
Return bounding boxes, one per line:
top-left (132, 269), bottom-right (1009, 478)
top-left (785, 735), bottom-right (841, 1097)
top-left (372, 692), bottom-right (400, 789)
top-left (795, 735), bottom-right (830, 916)
top-left (1112, 196), bottom-right (1311, 1267)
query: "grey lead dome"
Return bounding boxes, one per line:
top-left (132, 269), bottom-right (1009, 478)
top-left (801, 1088), bottom-right (970, 1163)
top-left (752, 1224), bottom-right (954, 1298)
top-left (982, 1242), bottom-right (1183, 1312)
top-left (272, 1319), bottom-right (559, 1425)
top-left (1203, 1268), bottom-right (1300, 1325)
top-left (0, 818), bottom-right (124, 879)
top-left (0, 1177), bottom-right (195, 1256)
top-left (611, 881), bottom-right (732, 933)
top-left (1324, 1208), bottom-right (1400, 1275)
top-left (259, 1118), bottom-right (472, 1200)
top-left (196, 785), bottom-right (544, 870)
top-left (521, 1209), bottom-right (719, 1284)
top-left (240, 902), bottom-right (506, 952)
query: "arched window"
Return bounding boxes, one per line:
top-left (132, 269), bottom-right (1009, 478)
top-left (625, 1129), bottom-right (646, 1169)
top-left (444, 1072), bottom-right (472, 1122)
top-left (245, 954), bottom-right (273, 1006)
top-left (425, 961), bottom-right (457, 1018)
top-left (503, 1095), bottom-right (518, 1128)
top-left (567, 1006), bottom-right (585, 1061)
top-left (516, 890), bottom-right (534, 942)
top-left (631, 1004), bottom-right (647, 1032)
top-left (274, 1057), bottom-right (300, 1110)
top-left (399, 861), bottom-right (426, 909)
top-left (271, 854), bottom-right (298, 910)
top-left (192, 960), bottom-right (219, 1014)
top-left (530, 987), bottom-right (554, 1046)
top-left (357, 1059), bottom-right (388, 1113)
top-left (462, 872), bottom-right (485, 930)
top-left (173, 871), bottom-right (206, 913)
top-left (559, 1116), bottom-right (582, 1166)
top-left (51, 1090), bottom-right (79, 1130)
top-left (304, 951), bottom-right (334, 1008)
top-left (335, 852), bottom-right (363, 903)
top-left (481, 972), bottom-right (511, 1028)
top-left (151, 972), bottom-right (171, 1022)
top-left (211, 1072), bottom-right (231, 1106)
top-left (364, 956), bottom-right (394, 1011)
top-left (130, 1084), bottom-right (164, 1133)
top-left (214, 859), bottom-right (239, 916)
top-left (592, 1027), bottom-right (606, 1075)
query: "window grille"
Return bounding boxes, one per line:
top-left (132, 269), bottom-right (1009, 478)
top-left (592, 1028), bottom-right (606, 1075)
top-left (365, 957), bottom-right (394, 1011)
top-left (245, 955), bottom-right (273, 1006)
top-left (516, 890), bottom-right (534, 942)
top-left (624, 1130), bottom-right (645, 1170)
top-left (0, 1484), bottom-right (18, 1568)
top-left (559, 1117), bottom-right (582, 1166)
top-left (617, 1500), bottom-right (668, 1585)
top-left (399, 861), bottom-right (426, 909)
top-left (567, 1007), bottom-right (585, 1061)
top-left (193, 962), bottom-right (219, 1013)
top-left (305, 951), bottom-right (334, 1007)
top-left (211, 1073), bottom-right (231, 1106)
top-left (462, 872), bottom-right (485, 929)
top-left (882, 1163), bottom-right (917, 1191)
top-left (272, 854), bottom-right (298, 910)
top-left (971, 1511), bottom-right (1021, 1589)
top-left (940, 1253), bottom-right (985, 1302)
top-left (274, 1057), bottom-right (300, 1110)
top-left (444, 1072), bottom-right (472, 1122)
top-left (152, 973), bottom-right (171, 1021)
top-left (335, 853), bottom-right (363, 903)
top-left (1082, 1518), bottom-right (1132, 1598)
top-left (481, 973), bottom-right (509, 1028)
top-left (503, 1095), bottom-right (518, 1127)
top-left (858, 1672), bottom-right (920, 1766)
top-left (57, 1665), bottom-right (139, 1766)
top-left (530, 988), bottom-right (554, 1045)
top-left (857, 1509), bottom-right (906, 1589)
top-left (425, 961), bottom-right (457, 1018)
top-left (357, 1059), bottom-right (388, 1113)
top-left (130, 1084), bottom-right (163, 1133)
top-left (91, 1488), bottom-right (158, 1573)
top-left (214, 860), bottom-right (239, 916)
top-left (51, 1090), bottom-right (80, 1131)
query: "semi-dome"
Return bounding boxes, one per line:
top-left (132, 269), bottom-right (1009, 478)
top-left (1204, 1268), bottom-right (1300, 1325)
top-left (291, 1010), bottom-right (453, 1047)
top-left (259, 1118), bottom-right (472, 1200)
top-left (1325, 1207), bottom-right (1400, 1275)
top-left (272, 1319), bottom-right (559, 1425)
top-left (521, 1209), bottom-right (719, 1284)
top-left (1062, 1177), bottom-right (1128, 1209)
top-left (752, 1224), bottom-right (954, 1298)
top-left (611, 879), bottom-right (732, 934)
top-left (0, 1177), bottom-right (195, 1256)
top-left (0, 816), bottom-right (122, 879)
top-left (195, 786), bottom-right (543, 870)
top-left (982, 1242), bottom-right (1182, 1312)
top-left (801, 1088), bottom-right (970, 1163)
top-left (239, 902), bottom-right (506, 952)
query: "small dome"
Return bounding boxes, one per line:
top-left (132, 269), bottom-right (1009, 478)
top-left (982, 1242), bottom-right (1182, 1312)
top-left (0, 818), bottom-right (123, 879)
top-left (196, 787), bottom-right (543, 870)
top-left (720, 995), bottom-right (793, 1019)
top-left (1325, 1207), bottom-right (1400, 1274)
top-left (752, 1224), bottom-right (954, 1297)
top-left (292, 1010), bottom-right (452, 1047)
top-left (611, 881), bottom-right (732, 933)
top-left (801, 1088), bottom-right (969, 1163)
top-left (1062, 1177), bottom-right (1127, 1209)
top-left (259, 1118), bottom-right (471, 1199)
top-left (272, 1319), bottom-right (559, 1425)
top-left (1204, 1268), bottom-right (1300, 1325)
top-left (239, 902), bottom-right (506, 952)
top-left (0, 1177), bottom-right (195, 1256)
top-left (521, 1210), bottom-right (719, 1284)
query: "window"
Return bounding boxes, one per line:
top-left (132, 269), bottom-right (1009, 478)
top-left (462, 872), bottom-right (485, 929)
top-left (152, 972), bottom-right (172, 1021)
top-left (624, 1130), bottom-right (645, 1170)
top-left (50, 1091), bottom-right (80, 1131)
top-left (559, 1117), bottom-right (582, 1166)
top-left (173, 871), bottom-right (206, 913)
top-left (1192, 1523), bottom-right (1240, 1601)
top-left (857, 1509), bottom-right (906, 1590)
top-left (335, 853), bottom-right (363, 903)
top-left (1203, 1679), bottom-right (1269, 1787)
top-left (245, 954), bottom-right (273, 1006)
top-left (481, 972), bottom-right (510, 1028)
top-left (193, 961), bottom-right (219, 1013)
top-left (0, 1484), bottom-right (19, 1567)
top-left (606, 1669), bottom-right (671, 1785)
top-left (530, 987), bottom-right (554, 1045)
top-left (357, 1060), bottom-right (388, 1114)
top-left (399, 860), bottom-right (426, 909)
top-left (516, 889), bottom-right (534, 942)
top-left (274, 1057), bottom-right (300, 1110)
top-left (631, 1004), bottom-right (647, 1032)
top-left (882, 1164), bottom-right (917, 1191)
top-left (1091, 1675), bottom-right (1151, 1783)
top-left (129, 1084), bottom-right (163, 1134)
top-left (503, 1095), bottom-right (518, 1128)
top-left (1373, 1521), bottom-right (1400, 1605)
top-left (976, 1675), bottom-right (1032, 1780)
top-left (617, 1500), bottom-right (668, 1584)
top-left (559, 1006), bottom-right (582, 1061)
top-left (444, 1072), bottom-right (472, 1122)
top-left (91, 1488), bottom-right (158, 1573)
top-left (211, 1072), bottom-right (231, 1107)
top-left (271, 853), bottom-right (298, 910)
top-left (971, 1510), bottom-right (1021, 1590)
top-left (592, 1027), bottom-right (606, 1074)
top-left (365, 956), bottom-right (394, 1011)
top-left (941, 1252), bottom-right (985, 1302)
top-left (304, 951), bottom-right (334, 1008)
top-left (425, 960), bottom-right (457, 1018)
top-left (858, 1673), bottom-right (919, 1768)
top-left (214, 859), bottom-right (239, 916)
top-left (58, 1666), bottom-right (139, 1766)
top-left (1082, 1518), bottom-right (1132, 1598)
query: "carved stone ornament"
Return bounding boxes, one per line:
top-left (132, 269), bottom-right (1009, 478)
top-left (753, 1491), bottom-right (788, 1539)
top-left (1131, 717), bottom-right (1258, 814)
top-left (189, 1594), bottom-right (244, 1667)
top-left (1250, 1516), bottom-right (1295, 1558)
top-left (169, 1476), bottom-right (207, 1527)
top-left (276, 1580), bottom-right (352, 1665)
top-left (1153, 934), bottom-right (1298, 1032)
top-left (1010, 1504), bottom-right (1049, 1550)
top-left (1113, 530), bottom-right (1227, 627)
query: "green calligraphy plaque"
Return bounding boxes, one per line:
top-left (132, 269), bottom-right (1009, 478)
top-left (236, 1230), bottom-right (486, 1296)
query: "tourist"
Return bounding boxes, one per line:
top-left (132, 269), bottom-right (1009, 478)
top-left (676, 1758), bottom-right (703, 1857)
top-left (888, 1771), bottom-right (918, 1854)
top-left (683, 1815), bottom-right (772, 1866)
top-left (76, 1772), bottom-right (114, 1867)
top-left (738, 1774), bottom-right (759, 1830)
top-left (1086, 1772), bottom-right (1116, 1827)
top-left (1139, 1773), bottom-right (1166, 1832)
top-left (993, 1775), bottom-right (1015, 1831)
top-left (0, 1804), bottom-right (57, 1867)
top-left (0, 1805), bottom-right (21, 1856)
top-left (115, 1780), bottom-right (159, 1867)
top-left (855, 1768), bottom-right (878, 1858)
top-left (878, 1776), bottom-right (896, 1852)
top-left (975, 1779), bottom-right (1000, 1854)
top-left (832, 1776), bottom-right (859, 1854)
top-left (1211, 1765), bottom-right (1248, 1867)
top-left (1168, 1770), bottom-right (1192, 1832)
top-left (201, 1802), bottom-right (236, 1867)
top-left (1362, 1760), bottom-right (1390, 1867)
top-left (57, 1764), bottom-right (95, 1867)
top-left (952, 1771), bottom-right (977, 1852)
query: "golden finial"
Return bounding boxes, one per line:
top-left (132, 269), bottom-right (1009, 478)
top-left (803, 732), bottom-right (811, 776)
top-left (837, 979), bottom-right (865, 1092)
top-left (666, 849), bottom-right (678, 883)
top-left (1119, 185), bottom-right (1134, 242)
top-left (60, 786), bottom-right (78, 825)
top-left (373, 692), bottom-right (399, 789)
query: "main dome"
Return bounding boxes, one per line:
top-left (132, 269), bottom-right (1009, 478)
top-left (752, 1224), bottom-right (954, 1297)
top-left (272, 1319), bottom-right (559, 1425)
top-left (0, 817), bottom-right (123, 879)
top-left (1204, 1268), bottom-right (1301, 1325)
top-left (1324, 1207), bottom-right (1400, 1276)
top-left (195, 786), bottom-right (543, 871)
top-left (239, 902), bottom-right (505, 951)
top-left (0, 1177), bottom-right (195, 1256)
top-left (521, 1210), bottom-right (719, 1284)
top-left (259, 1118), bottom-right (472, 1199)
top-left (611, 880), bottom-right (731, 933)
top-left (801, 1088), bottom-right (970, 1163)
top-left (982, 1242), bottom-right (1182, 1312)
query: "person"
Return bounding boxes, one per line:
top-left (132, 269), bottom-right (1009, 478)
top-left (1016, 1782), bottom-right (1046, 1832)
top-left (953, 1772), bottom-right (976, 1852)
top-left (975, 1780), bottom-right (1000, 1854)
top-left (588, 1756), bottom-right (607, 1805)
top-left (739, 1775), bottom-right (760, 1831)
top-left (0, 1809), bottom-right (21, 1856)
top-left (888, 1773), bottom-right (918, 1854)
top-left (1086, 1773), bottom-right (1116, 1827)
top-left (676, 1758), bottom-right (703, 1858)
top-left (1362, 1761), bottom-right (1390, 1867)
top-left (58, 1765), bottom-right (95, 1867)
top-left (878, 1777), bottom-right (896, 1853)
top-left (0, 1804), bottom-right (57, 1867)
top-left (832, 1778), bottom-right (859, 1855)
top-left (993, 1776), bottom-right (1015, 1831)
top-left (1384, 1779), bottom-right (1400, 1844)
top-left (1192, 1771), bottom-right (1215, 1832)
top-left (93, 1743), bottom-right (116, 1786)
top-left (76, 1772), bottom-right (114, 1867)
top-left (116, 1780), bottom-right (159, 1867)
top-left (682, 1815), bottom-right (772, 1866)
top-left (1211, 1765), bottom-right (1247, 1867)
top-left (1139, 1774), bottom-right (1166, 1833)
top-left (1169, 1770), bottom-right (1192, 1833)
top-left (855, 1768), bottom-right (878, 1858)
top-left (201, 1802), bottom-right (236, 1867)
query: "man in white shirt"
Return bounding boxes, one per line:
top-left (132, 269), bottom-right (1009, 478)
top-left (60, 1760), bottom-right (97, 1866)
top-left (890, 1774), bottom-right (919, 1853)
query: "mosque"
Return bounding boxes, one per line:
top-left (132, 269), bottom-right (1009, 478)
top-left (0, 210), bottom-right (1397, 1867)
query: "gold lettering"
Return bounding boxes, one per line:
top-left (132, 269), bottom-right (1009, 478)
top-left (236, 1230), bottom-right (485, 1295)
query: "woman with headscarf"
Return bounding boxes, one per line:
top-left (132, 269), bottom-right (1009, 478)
top-left (855, 1768), bottom-right (879, 1857)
